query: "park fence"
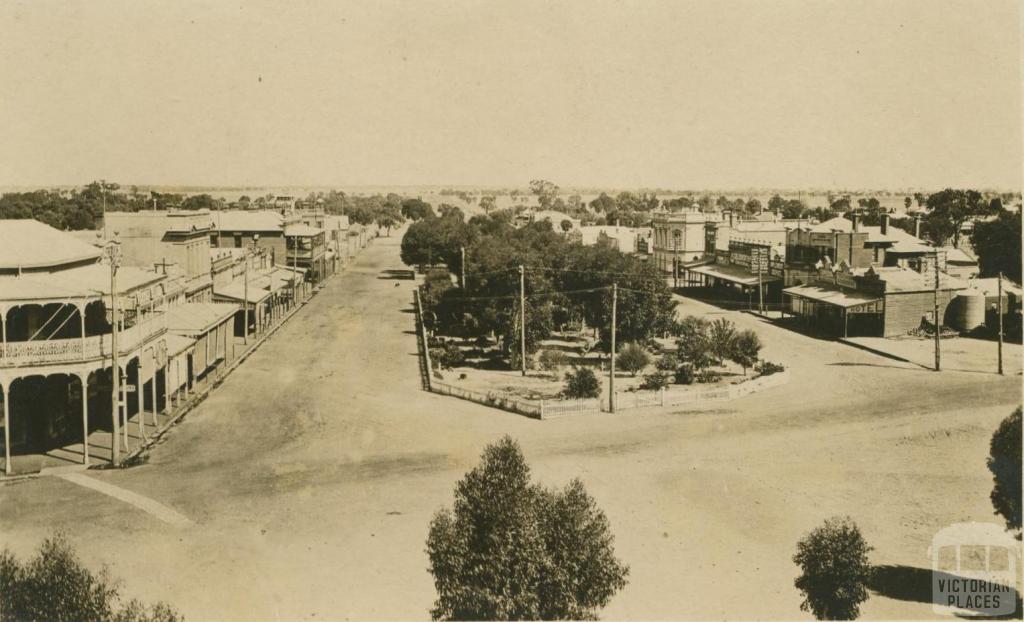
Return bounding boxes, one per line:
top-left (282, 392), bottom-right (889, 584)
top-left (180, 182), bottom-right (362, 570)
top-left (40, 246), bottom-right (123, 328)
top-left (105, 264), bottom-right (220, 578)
top-left (413, 286), bottom-right (788, 420)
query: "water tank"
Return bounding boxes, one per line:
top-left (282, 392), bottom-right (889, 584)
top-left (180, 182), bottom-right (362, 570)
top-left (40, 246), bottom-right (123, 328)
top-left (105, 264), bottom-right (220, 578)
top-left (951, 292), bottom-right (986, 331)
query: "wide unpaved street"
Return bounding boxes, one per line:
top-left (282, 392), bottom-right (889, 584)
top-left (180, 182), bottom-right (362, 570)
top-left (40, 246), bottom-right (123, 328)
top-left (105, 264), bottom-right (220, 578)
top-left (1, 235), bottom-right (1020, 620)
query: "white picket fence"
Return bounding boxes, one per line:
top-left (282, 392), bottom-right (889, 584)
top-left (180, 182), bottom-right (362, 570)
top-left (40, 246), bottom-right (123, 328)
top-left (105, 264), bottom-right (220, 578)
top-left (537, 370), bottom-right (790, 419)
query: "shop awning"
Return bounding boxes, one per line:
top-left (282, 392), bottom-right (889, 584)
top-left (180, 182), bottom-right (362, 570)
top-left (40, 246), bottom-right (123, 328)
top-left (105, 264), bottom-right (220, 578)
top-left (212, 281), bottom-right (272, 305)
top-left (166, 302), bottom-right (239, 336)
top-left (783, 285), bottom-right (881, 309)
top-left (164, 333), bottom-right (195, 358)
top-left (690, 262), bottom-right (781, 286)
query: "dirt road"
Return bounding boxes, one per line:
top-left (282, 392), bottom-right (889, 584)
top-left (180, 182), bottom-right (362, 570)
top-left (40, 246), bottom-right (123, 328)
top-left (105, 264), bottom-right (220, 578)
top-left (1, 235), bottom-right (1019, 620)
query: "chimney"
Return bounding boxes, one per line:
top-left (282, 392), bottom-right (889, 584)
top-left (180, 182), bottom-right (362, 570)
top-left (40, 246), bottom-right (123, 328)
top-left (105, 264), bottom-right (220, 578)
top-left (851, 213), bottom-right (860, 232)
top-left (881, 214), bottom-right (889, 235)
top-left (913, 214), bottom-right (921, 238)
top-left (728, 211), bottom-right (734, 228)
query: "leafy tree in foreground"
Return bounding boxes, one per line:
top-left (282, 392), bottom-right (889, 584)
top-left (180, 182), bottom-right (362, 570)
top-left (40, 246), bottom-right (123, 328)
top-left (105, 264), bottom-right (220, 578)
top-left (563, 367), bottom-right (601, 399)
top-left (616, 342), bottom-right (650, 377)
top-left (426, 437), bottom-right (628, 620)
top-left (793, 517), bottom-right (873, 620)
top-left (988, 407), bottom-right (1022, 531)
top-left (0, 533), bottom-right (180, 622)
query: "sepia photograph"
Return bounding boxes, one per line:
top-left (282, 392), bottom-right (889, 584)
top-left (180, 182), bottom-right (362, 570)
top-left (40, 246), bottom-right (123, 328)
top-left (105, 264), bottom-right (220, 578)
top-left (0, 1), bottom-right (1021, 620)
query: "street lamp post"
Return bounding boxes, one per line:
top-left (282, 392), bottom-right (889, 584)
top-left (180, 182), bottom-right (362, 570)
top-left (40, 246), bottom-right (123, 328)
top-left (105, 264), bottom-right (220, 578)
top-left (105, 236), bottom-right (122, 465)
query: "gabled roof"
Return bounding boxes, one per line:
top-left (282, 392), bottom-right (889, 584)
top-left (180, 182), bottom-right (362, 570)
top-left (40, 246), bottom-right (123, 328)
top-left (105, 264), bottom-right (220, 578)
top-left (867, 266), bottom-right (968, 293)
top-left (0, 220), bottom-right (103, 270)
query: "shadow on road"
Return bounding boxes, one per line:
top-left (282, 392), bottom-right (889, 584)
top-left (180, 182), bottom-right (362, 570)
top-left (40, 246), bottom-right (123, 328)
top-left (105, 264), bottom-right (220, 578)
top-left (377, 269), bottom-right (414, 280)
top-left (869, 564), bottom-right (1022, 619)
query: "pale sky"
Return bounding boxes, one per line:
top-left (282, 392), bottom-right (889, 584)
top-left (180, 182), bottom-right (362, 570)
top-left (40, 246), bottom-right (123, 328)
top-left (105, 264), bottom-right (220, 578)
top-left (1, 0), bottom-right (1021, 190)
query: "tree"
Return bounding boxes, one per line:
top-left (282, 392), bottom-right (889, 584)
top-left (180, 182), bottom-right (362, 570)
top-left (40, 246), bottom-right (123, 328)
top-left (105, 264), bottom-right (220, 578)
top-left (767, 194), bottom-right (786, 215)
top-left (675, 316), bottom-right (714, 370)
top-left (904, 196), bottom-right (912, 210)
top-left (781, 199), bottom-right (805, 220)
top-left (589, 192), bottom-right (616, 214)
top-left (744, 198), bottom-right (762, 215)
top-left (708, 318), bottom-right (736, 365)
top-left (616, 342), bottom-right (651, 377)
top-left (564, 367), bottom-right (601, 399)
top-left (559, 219), bottom-right (573, 233)
top-left (793, 517), bottom-right (873, 620)
top-left (988, 407), bottom-right (1021, 531)
top-left (478, 195), bottom-right (496, 213)
top-left (970, 210), bottom-right (1022, 282)
top-left (426, 437), bottom-right (628, 620)
top-left (0, 533), bottom-right (180, 622)
top-left (924, 188), bottom-right (990, 248)
top-left (729, 329), bottom-right (762, 375)
top-left (402, 198), bottom-right (435, 221)
top-left (529, 179), bottom-right (559, 209)
top-left (180, 193), bottom-right (221, 211)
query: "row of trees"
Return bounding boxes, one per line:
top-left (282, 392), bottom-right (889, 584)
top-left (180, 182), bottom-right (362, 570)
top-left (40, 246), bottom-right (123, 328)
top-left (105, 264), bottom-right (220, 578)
top-left (405, 209), bottom-right (677, 364)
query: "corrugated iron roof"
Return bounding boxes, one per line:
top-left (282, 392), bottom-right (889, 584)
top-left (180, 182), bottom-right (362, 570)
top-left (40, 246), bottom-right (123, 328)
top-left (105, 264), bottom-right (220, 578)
top-left (0, 220), bottom-right (104, 270)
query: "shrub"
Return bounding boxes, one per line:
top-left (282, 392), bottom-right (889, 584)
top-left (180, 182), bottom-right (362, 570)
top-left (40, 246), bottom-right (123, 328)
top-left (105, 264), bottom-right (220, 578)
top-left (696, 369), bottom-right (719, 384)
top-left (639, 370), bottom-right (670, 391)
top-left (538, 349), bottom-right (570, 378)
top-left (655, 354), bottom-right (678, 372)
top-left (616, 343), bottom-right (651, 377)
top-left (729, 329), bottom-right (763, 375)
top-left (564, 367), bottom-right (601, 399)
top-left (673, 365), bottom-right (694, 385)
top-left (433, 342), bottom-right (465, 370)
top-left (755, 360), bottom-right (785, 377)
top-left (793, 516), bottom-right (873, 620)
top-left (988, 407), bottom-right (1022, 531)
top-left (0, 532), bottom-right (181, 622)
top-left (426, 437), bottom-right (629, 620)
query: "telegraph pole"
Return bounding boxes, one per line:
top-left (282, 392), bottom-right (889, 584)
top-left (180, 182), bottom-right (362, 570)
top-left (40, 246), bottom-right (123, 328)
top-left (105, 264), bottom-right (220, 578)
top-left (243, 255), bottom-right (250, 345)
top-left (610, 283), bottom-right (617, 413)
top-left (460, 246), bottom-right (466, 289)
top-left (519, 265), bottom-right (527, 376)
top-left (107, 239), bottom-right (121, 465)
top-left (933, 251), bottom-right (941, 372)
top-left (101, 180), bottom-right (108, 240)
top-left (672, 232), bottom-right (678, 289)
top-left (997, 272), bottom-right (1004, 375)
top-left (757, 255), bottom-right (764, 314)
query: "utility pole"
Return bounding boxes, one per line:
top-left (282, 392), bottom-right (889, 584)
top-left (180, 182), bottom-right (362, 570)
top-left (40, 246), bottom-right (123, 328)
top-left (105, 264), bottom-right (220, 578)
top-left (460, 246), bottom-right (466, 289)
top-left (997, 272), bottom-right (1004, 375)
top-left (933, 251), bottom-right (941, 372)
top-left (672, 231), bottom-right (678, 289)
top-left (106, 239), bottom-right (122, 465)
top-left (243, 253), bottom-right (250, 345)
top-left (292, 235), bottom-right (299, 306)
top-left (757, 254), bottom-right (764, 314)
top-left (610, 283), bottom-right (617, 413)
top-left (101, 180), bottom-right (108, 240)
top-left (519, 265), bottom-right (527, 376)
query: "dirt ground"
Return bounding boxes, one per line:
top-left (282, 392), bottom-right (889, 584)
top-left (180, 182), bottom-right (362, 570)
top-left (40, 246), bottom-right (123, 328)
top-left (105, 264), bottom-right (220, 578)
top-left (845, 335), bottom-right (1023, 375)
top-left (0, 233), bottom-right (1021, 620)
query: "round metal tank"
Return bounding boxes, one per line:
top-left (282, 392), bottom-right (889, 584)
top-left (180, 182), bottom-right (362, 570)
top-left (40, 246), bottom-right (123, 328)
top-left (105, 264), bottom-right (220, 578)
top-left (951, 291), bottom-right (986, 331)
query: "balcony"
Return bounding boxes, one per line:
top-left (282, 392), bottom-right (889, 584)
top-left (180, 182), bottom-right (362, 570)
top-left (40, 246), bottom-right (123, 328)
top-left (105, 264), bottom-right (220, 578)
top-left (0, 314), bottom-right (167, 368)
